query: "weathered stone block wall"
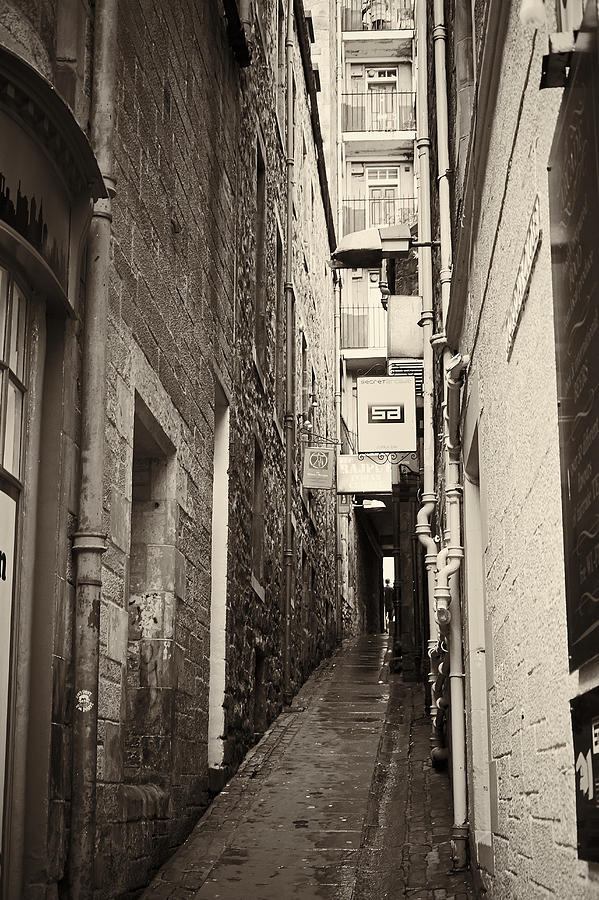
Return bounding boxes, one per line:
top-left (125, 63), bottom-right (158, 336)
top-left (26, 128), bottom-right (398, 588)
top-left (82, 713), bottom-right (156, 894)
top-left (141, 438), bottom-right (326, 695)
top-left (222, 0), bottom-right (337, 767)
top-left (3, 1), bottom-right (337, 895)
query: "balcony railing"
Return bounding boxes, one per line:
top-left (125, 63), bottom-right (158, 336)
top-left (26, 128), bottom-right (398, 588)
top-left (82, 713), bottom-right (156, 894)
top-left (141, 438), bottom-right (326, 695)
top-left (342, 92), bottom-right (416, 132)
top-left (342, 197), bottom-right (417, 235)
top-left (341, 0), bottom-right (414, 31)
top-left (341, 305), bottom-right (387, 349)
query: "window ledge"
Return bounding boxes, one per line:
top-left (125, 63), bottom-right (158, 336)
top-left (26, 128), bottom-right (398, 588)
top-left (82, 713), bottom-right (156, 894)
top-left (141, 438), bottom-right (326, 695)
top-left (251, 572), bottom-right (266, 602)
top-left (252, 343), bottom-right (266, 392)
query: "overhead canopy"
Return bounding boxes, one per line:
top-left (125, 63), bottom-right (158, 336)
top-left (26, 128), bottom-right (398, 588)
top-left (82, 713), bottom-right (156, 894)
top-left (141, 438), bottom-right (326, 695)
top-left (331, 224), bottom-right (412, 269)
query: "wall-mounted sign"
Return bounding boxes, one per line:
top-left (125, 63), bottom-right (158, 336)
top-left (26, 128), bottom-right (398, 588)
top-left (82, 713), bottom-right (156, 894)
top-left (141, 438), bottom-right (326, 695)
top-left (549, 8), bottom-right (599, 671)
top-left (302, 446), bottom-right (334, 489)
top-left (504, 194), bottom-right (541, 360)
top-left (571, 685), bottom-right (599, 862)
top-left (357, 376), bottom-right (416, 453)
top-left (337, 454), bottom-right (393, 494)
top-left (0, 111), bottom-right (71, 291)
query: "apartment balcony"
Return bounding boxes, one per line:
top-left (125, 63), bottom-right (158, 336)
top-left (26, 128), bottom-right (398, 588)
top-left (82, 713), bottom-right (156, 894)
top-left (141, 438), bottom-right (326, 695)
top-left (342, 0), bottom-right (414, 59)
top-left (341, 0), bottom-right (414, 31)
top-left (341, 92), bottom-right (416, 154)
top-left (342, 197), bottom-right (417, 236)
top-left (341, 304), bottom-right (387, 352)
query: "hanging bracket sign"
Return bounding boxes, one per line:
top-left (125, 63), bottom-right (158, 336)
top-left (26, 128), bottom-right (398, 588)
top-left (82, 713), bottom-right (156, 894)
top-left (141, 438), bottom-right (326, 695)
top-left (302, 446), bottom-right (334, 489)
top-left (357, 376), bottom-right (417, 453)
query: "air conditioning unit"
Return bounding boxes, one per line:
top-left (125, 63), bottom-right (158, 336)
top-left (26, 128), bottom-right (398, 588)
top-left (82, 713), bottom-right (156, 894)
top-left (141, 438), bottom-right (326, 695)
top-left (387, 358), bottom-right (424, 394)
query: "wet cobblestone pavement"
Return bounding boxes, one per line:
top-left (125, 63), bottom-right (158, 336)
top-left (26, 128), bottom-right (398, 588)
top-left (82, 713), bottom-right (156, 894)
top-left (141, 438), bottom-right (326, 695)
top-left (143, 635), bottom-right (474, 899)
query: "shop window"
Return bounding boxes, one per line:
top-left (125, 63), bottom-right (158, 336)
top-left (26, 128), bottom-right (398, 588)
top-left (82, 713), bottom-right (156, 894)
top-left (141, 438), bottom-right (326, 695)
top-left (0, 266), bottom-right (28, 481)
top-left (0, 262), bottom-right (28, 866)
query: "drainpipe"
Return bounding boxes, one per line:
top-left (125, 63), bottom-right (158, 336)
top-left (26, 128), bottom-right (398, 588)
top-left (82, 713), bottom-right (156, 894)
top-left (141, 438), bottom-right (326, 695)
top-left (432, 0), bottom-right (470, 871)
top-left (413, 0), bottom-right (439, 725)
top-left (434, 353), bottom-right (469, 870)
top-left (334, 275), bottom-right (343, 642)
top-left (283, 0), bottom-right (295, 700)
top-left (69, 2), bottom-right (117, 896)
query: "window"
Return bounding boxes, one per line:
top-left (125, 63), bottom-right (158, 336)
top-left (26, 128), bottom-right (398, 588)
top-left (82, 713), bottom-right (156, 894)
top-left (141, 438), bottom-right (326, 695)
top-left (300, 331), bottom-right (308, 418)
top-left (255, 139), bottom-right (266, 369)
top-left (277, 0), bottom-right (286, 127)
top-left (557, 0), bottom-right (584, 30)
top-left (252, 440), bottom-right (265, 584)
top-left (0, 266), bottom-right (27, 481)
top-left (126, 403), bottom-right (176, 782)
top-left (275, 230), bottom-right (285, 424)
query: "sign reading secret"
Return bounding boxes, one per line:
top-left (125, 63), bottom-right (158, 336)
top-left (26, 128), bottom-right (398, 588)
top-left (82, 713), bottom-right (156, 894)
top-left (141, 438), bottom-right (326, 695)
top-left (357, 376), bottom-right (416, 453)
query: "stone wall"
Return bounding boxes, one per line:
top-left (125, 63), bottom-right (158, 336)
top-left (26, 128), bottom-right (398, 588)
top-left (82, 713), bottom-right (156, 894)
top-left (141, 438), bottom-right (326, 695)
top-left (1, 0), bottom-right (338, 896)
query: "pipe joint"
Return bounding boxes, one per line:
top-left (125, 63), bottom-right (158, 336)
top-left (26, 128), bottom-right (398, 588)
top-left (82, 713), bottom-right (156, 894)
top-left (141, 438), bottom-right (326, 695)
top-left (431, 331), bottom-right (447, 348)
top-left (418, 309), bottom-right (434, 328)
top-left (416, 136), bottom-right (432, 150)
top-left (433, 23), bottom-right (447, 41)
top-left (72, 531), bottom-right (108, 554)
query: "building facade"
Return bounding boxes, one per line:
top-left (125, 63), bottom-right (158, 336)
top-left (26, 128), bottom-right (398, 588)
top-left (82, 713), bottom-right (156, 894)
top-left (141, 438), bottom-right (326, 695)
top-left (417, 0), bottom-right (599, 894)
top-left (332, 0), bottom-right (428, 661)
top-left (0, 1), bottom-right (340, 896)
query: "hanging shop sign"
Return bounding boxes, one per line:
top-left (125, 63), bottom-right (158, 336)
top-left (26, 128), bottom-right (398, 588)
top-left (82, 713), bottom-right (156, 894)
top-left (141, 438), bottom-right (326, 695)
top-left (357, 376), bottom-right (416, 453)
top-left (571, 685), bottom-right (599, 862)
top-left (302, 446), bottom-right (334, 489)
top-left (337, 454), bottom-right (393, 494)
top-left (548, 7), bottom-right (599, 671)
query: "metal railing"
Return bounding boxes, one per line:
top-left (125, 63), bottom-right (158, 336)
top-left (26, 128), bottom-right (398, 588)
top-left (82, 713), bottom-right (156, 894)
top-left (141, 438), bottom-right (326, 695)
top-left (342, 197), bottom-right (417, 234)
top-left (341, 0), bottom-right (414, 31)
top-left (341, 305), bottom-right (387, 349)
top-left (341, 92), bottom-right (416, 132)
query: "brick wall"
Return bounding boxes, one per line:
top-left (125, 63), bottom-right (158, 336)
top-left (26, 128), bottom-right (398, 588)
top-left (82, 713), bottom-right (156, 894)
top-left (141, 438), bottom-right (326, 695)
top-left (445, 2), bottom-right (599, 896)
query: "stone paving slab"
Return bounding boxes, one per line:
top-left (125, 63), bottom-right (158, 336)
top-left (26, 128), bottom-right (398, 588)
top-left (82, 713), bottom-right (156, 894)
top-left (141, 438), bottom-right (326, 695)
top-left (142, 636), bottom-right (475, 900)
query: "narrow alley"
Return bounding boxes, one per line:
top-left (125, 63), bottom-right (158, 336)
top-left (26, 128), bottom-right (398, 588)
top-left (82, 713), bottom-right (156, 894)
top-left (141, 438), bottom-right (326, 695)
top-left (144, 637), bottom-right (473, 899)
top-left (2, 0), bottom-right (599, 897)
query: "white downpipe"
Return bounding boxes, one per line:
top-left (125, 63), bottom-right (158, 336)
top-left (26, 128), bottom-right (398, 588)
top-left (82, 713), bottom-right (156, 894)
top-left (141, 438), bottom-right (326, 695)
top-left (334, 276), bottom-right (343, 640)
top-left (414, 0), bottom-right (439, 723)
top-left (434, 355), bottom-right (469, 869)
top-left (433, 0), bottom-right (452, 328)
top-left (432, 0), bottom-right (469, 870)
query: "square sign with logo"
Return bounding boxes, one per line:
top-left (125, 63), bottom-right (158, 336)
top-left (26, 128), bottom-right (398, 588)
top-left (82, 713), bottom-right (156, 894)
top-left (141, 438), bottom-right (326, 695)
top-left (357, 376), bottom-right (416, 453)
top-left (302, 446), bottom-right (334, 489)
